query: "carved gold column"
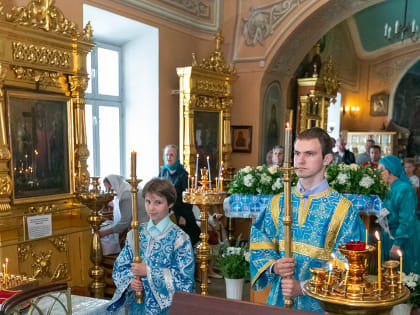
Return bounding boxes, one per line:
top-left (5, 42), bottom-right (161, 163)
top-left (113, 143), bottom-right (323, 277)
top-left (0, 63), bottom-right (11, 215)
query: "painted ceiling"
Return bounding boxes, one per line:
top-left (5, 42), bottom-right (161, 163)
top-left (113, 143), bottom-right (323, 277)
top-left (354, 0), bottom-right (420, 52)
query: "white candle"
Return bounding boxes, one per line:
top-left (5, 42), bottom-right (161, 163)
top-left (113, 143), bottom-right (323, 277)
top-left (344, 263), bottom-right (349, 286)
top-left (207, 156), bottom-right (211, 188)
top-left (284, 123), bottom-right (292, 163)
top-left (395, 20), bottom-right (399, 34)
top-left (195, 154), bottom-right (199, 188)
top-left (384, 23), bottom-right (388, 36)
top-left (412, 19), bottom-right (416, 32)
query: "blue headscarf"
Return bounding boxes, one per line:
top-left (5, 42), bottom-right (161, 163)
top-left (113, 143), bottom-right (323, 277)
top-left (160, 159), bottom-right (184, 172)
top-left (379, 155), bottom-right (410, 183)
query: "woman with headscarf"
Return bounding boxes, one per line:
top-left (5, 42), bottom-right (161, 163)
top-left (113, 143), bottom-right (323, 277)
top-left (159, 145), bottom-right (200, 246)
top-left (99, 175), bottom-right (148, 239)
top-left (378, 155), bottom-right (419, 273)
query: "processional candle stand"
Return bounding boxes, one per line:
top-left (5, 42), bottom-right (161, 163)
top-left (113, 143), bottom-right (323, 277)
top-left (126, 151), bottom-right (143, 304)
top-left (183, 168), bottom-right (228, 296)
top-left (76, 177), bottom-right (114, 298)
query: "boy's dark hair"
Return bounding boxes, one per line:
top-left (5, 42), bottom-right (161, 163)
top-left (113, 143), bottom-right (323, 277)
top-left (142, 178), bottom-right (177, 206)
top-left (295, 127), bottom-right (333, 157)
top-left (404, 157), bottom-right (416, 167)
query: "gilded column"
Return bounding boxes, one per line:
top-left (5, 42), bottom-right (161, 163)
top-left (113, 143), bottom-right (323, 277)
top-left (221, 97), bottom-right (232, 171)
top-left (69, 74), bottom-right (90, 191)
top-left (0, 63), bottom-right (11, 214)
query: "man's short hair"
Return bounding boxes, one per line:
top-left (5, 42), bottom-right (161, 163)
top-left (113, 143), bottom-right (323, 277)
top-left (370, 145), bottom-right (381, 152)
top-left (295, 127), bottom-right (333, 157)
top-left (367, 139), bottom-right (375, 144)
top-left (142, 178), bottom-right (177, 206)
top-left (272, 145), bottom-right (284, 152)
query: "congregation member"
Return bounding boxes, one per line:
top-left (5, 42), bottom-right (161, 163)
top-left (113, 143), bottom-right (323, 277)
top-left (107, 178), bottom-right (195, 314)
top-left (362, 144), bottom-right (381, 168)
top-left (250, 127), bottom-right (364, 312)
top-left (356, 139), bottom-right (375, 165)
top-left (378, 156), bottom-right (420, 274)
top-left (271, 145), bottom-right (285, 166)
top-left (404, 158), bottom-right (419, 191)
top-left (265, 150), bottom-right (273, 165)
top-left (158, 145), bottom-right (200, 246)
top-left (99, 175), bottom-right (148, 240)
top-left (333, 137), bottom-right (355, 165)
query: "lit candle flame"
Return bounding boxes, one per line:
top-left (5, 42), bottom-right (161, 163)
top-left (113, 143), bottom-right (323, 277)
top-left (329, 263), bottom-right (333, 271)
top-left (375, 230), bottom-right (380, 241)
top-left (345, 263), bottom-right (349, 270)
top-left (286, 122), bottom-right (290, 128)
top-left (397, 249), bottom-right (402, 257)
top-left (331, 253), bottom-right (336, 259)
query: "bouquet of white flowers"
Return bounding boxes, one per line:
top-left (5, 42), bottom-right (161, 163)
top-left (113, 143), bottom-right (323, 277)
top-left (325, 163), bottom-right (388, 200)
top-left (215, 237), bottom-right (250, 279)
top-left (402, 272), bottom-right (420, 307)
top-left (228, 165), bottom-right (298, 195)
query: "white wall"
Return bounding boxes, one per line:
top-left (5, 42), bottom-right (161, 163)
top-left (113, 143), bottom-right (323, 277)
top-left (123, 28), bottom-right (159, 183)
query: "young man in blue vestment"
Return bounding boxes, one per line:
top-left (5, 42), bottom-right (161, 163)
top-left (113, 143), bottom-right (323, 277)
top-left (250, 127), bottom-right (365, 312)
top-left (107, 178), bottom-right (195, 315)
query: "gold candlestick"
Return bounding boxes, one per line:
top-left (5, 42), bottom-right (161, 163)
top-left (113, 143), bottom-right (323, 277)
top-left (183, 168), bottom-right (228, 296)
top-left (76, 177), bottom-right (114, 298)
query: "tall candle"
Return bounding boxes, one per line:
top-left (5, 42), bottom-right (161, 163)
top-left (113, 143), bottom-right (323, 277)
top-left (366, 228), bottom-right (369, 244)
top-left (191, 177), bottom-right (194, 191)
top-left (207, 156), bottom-right (212, 188)
top-left (188, 175), bottom-right (190, 190)
top-left (331, 253), bottom-right (337, 269)
top-left (218, 161), bottom-right (224, 178)
top-left (328, 264), bottom-right (333, 285)
top-left (284, 123), bottom-right (292, 163)
top-left (5, 258), bottom-right (8, 276)
top-left (220, 177), bottom-right (223, 191)
top-left (397, 249), bottom-right (403, 283)
top-left (195, 154), bottom-right (199, 188)
top-left (375, 231), bottom-right (381, 289)
top-left (131, 151), bottom-right (137, 178)
top-left (344, 263), bottom-right (349, 286)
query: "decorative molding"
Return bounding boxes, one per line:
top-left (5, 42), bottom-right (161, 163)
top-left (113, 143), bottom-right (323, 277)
top-left (49, 236), bottom-right (67, 252)
top-left (4, 0), bottom-right (79, 38)
top-left (11, 65), bottom-right (62, 88)
top-left (116, 0), bottom-right (220, 33)
top-left (18, 244), bottom-right (32, 262)
top-left (242, 0), bottom-right (308, 46)
top-left (51, 263), bottom-right (69, 281)
top-left (25, 204), bottom-right (57, 215)
top-left (31, 249), bottom-right (53, 279)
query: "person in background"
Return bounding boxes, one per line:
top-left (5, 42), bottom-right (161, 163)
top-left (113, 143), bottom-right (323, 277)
top-left (378, 155), bottom-right (419, 274)
top-left (356, 139), bottom-right (375, 165)
top-left (333, 137), bottom-right (355, 165)
top-left (99, 175), bottom-right (148, 239)
top-left (271, 145), bottom-right (284, 166)
top-left (404, 158), bottom-right (419, 192)
top-left (107, 178), bottom-right (195, 314)
top-left (362, 145), bottom-right (381, 169)
top-left (265, 150), bottom-right (273, 166)
top-left (158, 145), bottom-right (200, 246)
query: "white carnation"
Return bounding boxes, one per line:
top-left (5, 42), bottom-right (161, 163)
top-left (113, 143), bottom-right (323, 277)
top-left (349, 163), bottom-right (359, 170)
top-left (242, 166), bottom-right (252, 173)
top-left (244, 174), bottom-right (255, 187)
top-left (260, 173), bottom-right (271, 185)
top-left (272, 178), bottom-right (283, 191)
top-left (256, 166), bottom-right (263, 171)
top-left (359, 175), bottom-right (374, 189)
top-left (256, 188), bottom-right (262, 193)
top-left (244, 251), bottom-right (250, 262)
top-left (336, 172), bottom-right (349, 184)
top-left (268, 165), bottom-right (279, 174)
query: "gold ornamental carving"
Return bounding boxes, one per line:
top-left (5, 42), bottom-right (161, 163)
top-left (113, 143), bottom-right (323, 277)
top-left (12, 41), bottom-right (71, 69)
top-left (51, 263), bottom-right (69, 281)
top-left (18, 244), bottom-right (33, 262)
top-left (25, 204), bottom-right (57, 215)
top-left (49, 236), bottom-right (67, 252)
top-left (11, 66), bottom-right (62, 87)
top-left (31, 249), bottom-right (53, 279)
top-left (177, 29), bottom-right (236, 177)
top-left (5, 0), bottom-right (79, 38)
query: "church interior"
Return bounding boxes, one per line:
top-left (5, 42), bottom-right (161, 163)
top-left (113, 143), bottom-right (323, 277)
top-left (0, 0), bottom-right (420, 313)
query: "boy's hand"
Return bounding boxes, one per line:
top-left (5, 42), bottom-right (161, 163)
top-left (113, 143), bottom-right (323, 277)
top-left (130, 279), bottom-right (144, 292)
top-left (178, 216), bottom-right (186, 226)
top-left (131, 262), bottom-right (147, 277)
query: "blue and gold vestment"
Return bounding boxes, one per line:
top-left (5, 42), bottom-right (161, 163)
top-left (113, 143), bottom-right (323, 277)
top-left (107, 222), bottom-right (195, 315)
top-left (250, 188), bottom-right (364, 312)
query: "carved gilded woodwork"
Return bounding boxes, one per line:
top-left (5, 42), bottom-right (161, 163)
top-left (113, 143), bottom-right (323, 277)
top-left (31, 249), bottom-right (53, 279)
top-left (177, 30), bottom-right (236, 178)
top-left (50, 236), bottom-right (67, 252)
top-left (52, 263), bottom-right (69, 281)
top-left (18, 244), bottom-right (32, 262)
top-left (297, 54), bottom-right (340, 132)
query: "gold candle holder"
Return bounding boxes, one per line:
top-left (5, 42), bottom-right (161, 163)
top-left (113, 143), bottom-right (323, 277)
top-left (303, 245), bottom-right (410, 314)
top-left (126, 175), bottom-right (143, 304)
top-left (76, 177), bottom-right (114, 298)
top-left (183, 169), bottom-right (228, 296)
top-left (280, 161), bottom-right (294, 308)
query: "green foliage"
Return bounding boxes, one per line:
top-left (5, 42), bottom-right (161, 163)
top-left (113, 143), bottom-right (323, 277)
top-left (215, 237), bottom-right (250, 279)
top-left (325, 164), bottom-right (388, 200)
top-left (227, 165), bottom-right (298, 195)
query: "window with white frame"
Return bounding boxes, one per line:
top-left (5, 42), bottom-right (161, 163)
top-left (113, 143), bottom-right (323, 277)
top-left (85, 43), bottom-right (123, 178)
